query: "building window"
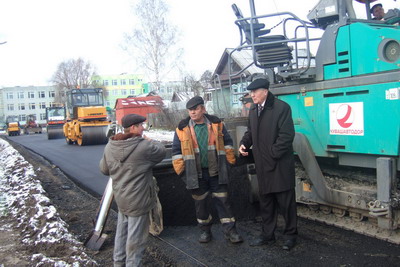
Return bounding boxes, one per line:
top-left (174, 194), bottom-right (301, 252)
top-left (40, 113), bottom-right (46, 120)
top-left (29, 103), bottom-right (36, 110)
top-left (49, 102), bottom-right (56, 107)
top-left (6, 92), bottom-right (13, 100)
top-left (204, 92), bottom-right (212, 101)
top-left (130, 89), bottom-right (135, 96)
top-left (129, 79), bottom-right (135, 85)
top-left (18, 103), bottom-right (26, 110)
top-left (121, 89), bottom-right (127, 96)
top-left (18, 92), bottom-right (24, 99)
top-left (112, 90), bottom-right (119, 96)
top-left (28, 91), bottom-right (35, 98)
top-left (103, 80), bottom-right (109, 86)
top-left (112, 79), bottom-right (118, 86)
top-left (49, 91), bottom-right (55, 97)
top-left (39, 102), bottom-right (46, 109)
top-left (7, 104), bottom-right (14, 111)
top-left (104, 90), bottom-right (109, 97)
top-left (121, 79), bottom-right (126, 85)
top-left (38, 91), bottom-right (46, 98)
top-left (106, 101), bottom-right (111, 107)
top-left (231, 82), bottom-right (248, 104)
top-left (19, 114), bottom-right (26, 122)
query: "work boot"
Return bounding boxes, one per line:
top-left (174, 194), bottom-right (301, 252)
top-left (282, 239), bottom-right (296, 250)
top-left (224, 229), bottom-right (243, 244)
top-left (198, 230), bottom-right (212, 243)
top-left (249, 235), bottom-right (276, 246)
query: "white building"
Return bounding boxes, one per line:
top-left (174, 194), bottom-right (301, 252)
top-left (0, 86), bottom-right (57, 125)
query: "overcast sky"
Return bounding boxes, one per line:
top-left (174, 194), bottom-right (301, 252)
top-left (0, 0), bottom-right (397, 87)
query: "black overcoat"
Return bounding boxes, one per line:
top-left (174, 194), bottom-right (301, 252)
top-left (240, 92), bottom-right (295, 194)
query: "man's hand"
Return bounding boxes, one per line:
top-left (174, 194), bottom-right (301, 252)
top-left (143, 135), bottom-right (152, 141)
top-left (238, 144), bottom-right (248, 156)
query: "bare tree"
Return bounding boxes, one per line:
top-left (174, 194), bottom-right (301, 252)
top-left (199, 70), bottom-right (214, 90)
top-left (123, 0), bottom-right (183, 91)
top-left (183, 73), bottom-right (202, 95)
top-left (51, 58), bottom-right (98, 104)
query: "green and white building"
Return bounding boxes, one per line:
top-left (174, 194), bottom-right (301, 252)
top-left (92, 73), bottom-right (146, 109)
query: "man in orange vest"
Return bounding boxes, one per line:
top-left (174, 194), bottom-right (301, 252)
top-left (172, 96), bottom-right (243, 244)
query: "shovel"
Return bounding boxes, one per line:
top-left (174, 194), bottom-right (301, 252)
top-left (85, 177), bottom-right (114, 250)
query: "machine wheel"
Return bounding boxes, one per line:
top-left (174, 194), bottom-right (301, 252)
top-left (78, 126), bottom-right (108, 146)
top-left (48, 127), bottom-right (64, 140)
top-left (308, 204), bottom-right (319, 211)
top-left (333, 208), bottom-right (347, 218)
top-left (320, 205), bottom-right (332, 215)
top-left (77, 136), bottom-right (84, 146)
top-left (350, 212), bottom-right (365, 222)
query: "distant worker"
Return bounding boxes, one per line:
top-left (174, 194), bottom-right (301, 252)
top-left (239, 78), bottom-right (298, 251)
top-left (371, 3), bottom-right (385, 20)
top-left (99, 114), bottom-right (166, 267)
top-left (172, 96), bottom-right (243, 244)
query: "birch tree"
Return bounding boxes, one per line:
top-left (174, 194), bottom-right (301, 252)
top-left (123, 0), bottom-right (183, 91)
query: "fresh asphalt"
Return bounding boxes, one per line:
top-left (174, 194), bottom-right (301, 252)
top-left (5, 133), bottom-right (400, 266)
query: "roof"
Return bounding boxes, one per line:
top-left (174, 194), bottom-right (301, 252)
top-left (171, 91), bottom-right (195, 102)
top-left (114, 96), bottom-right (164, 109)
top-left (212, 48), bottom-right (263, 85)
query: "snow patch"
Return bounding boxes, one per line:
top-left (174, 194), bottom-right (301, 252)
top-left (0, 138), bottom-right (97, 266)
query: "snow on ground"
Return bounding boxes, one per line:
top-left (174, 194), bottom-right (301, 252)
top-left (0, 138), bottom-right (97, 266)
top-left (144, 129), bottom-right (174, 143)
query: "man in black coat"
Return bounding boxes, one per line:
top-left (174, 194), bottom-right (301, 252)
top-left (239, 78), bottom-right (298, 250)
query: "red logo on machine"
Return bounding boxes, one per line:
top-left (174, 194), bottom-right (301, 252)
top-left (336, 104), bottom-right (353, 128)
top-left (329, 102), bottom-right (364, 136)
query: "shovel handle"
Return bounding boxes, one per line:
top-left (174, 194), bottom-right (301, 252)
top-left (94, 178), bottom-right (114, 232)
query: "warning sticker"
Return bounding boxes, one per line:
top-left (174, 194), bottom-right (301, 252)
top-left (329, 102), bottom-right (364, 136)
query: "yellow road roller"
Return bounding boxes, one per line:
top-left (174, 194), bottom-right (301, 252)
top-left (63, 88), bottom-right (110, 146)
top-left (6, 115), bottom-right (21, 136)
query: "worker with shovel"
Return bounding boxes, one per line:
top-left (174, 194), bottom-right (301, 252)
top-left (99, 114), bottom-right (166, 266)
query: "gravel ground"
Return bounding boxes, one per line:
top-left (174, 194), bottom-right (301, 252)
top-left (2, 135), bottom-right (400, 267)
top-left (0, 136), bottom-right (173, 266)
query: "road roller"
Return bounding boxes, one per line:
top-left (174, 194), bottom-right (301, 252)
top-left (63, 88), bottom-right (110, 146)
top-left (46, 107), bottom-right (66, 139)
top-left (6, 115), bottom-right (21, 136)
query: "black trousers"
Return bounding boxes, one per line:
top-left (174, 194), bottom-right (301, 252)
top-left (259, 188), bottom-right (298, 240)
top-left (190, 169), bottom-right (236, 233)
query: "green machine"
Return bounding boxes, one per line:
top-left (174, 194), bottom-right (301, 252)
top-left (229, 0), bottom-right (400, 240)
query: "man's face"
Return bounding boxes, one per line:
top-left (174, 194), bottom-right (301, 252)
top-left (131, 122), bottom-right (145, 136)
top-left (188, 105), bottom-right (206, 123)
top-left (249, 88), bottom-right (268, 104)
top-left (373, 6), bottom-right (385, 19)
